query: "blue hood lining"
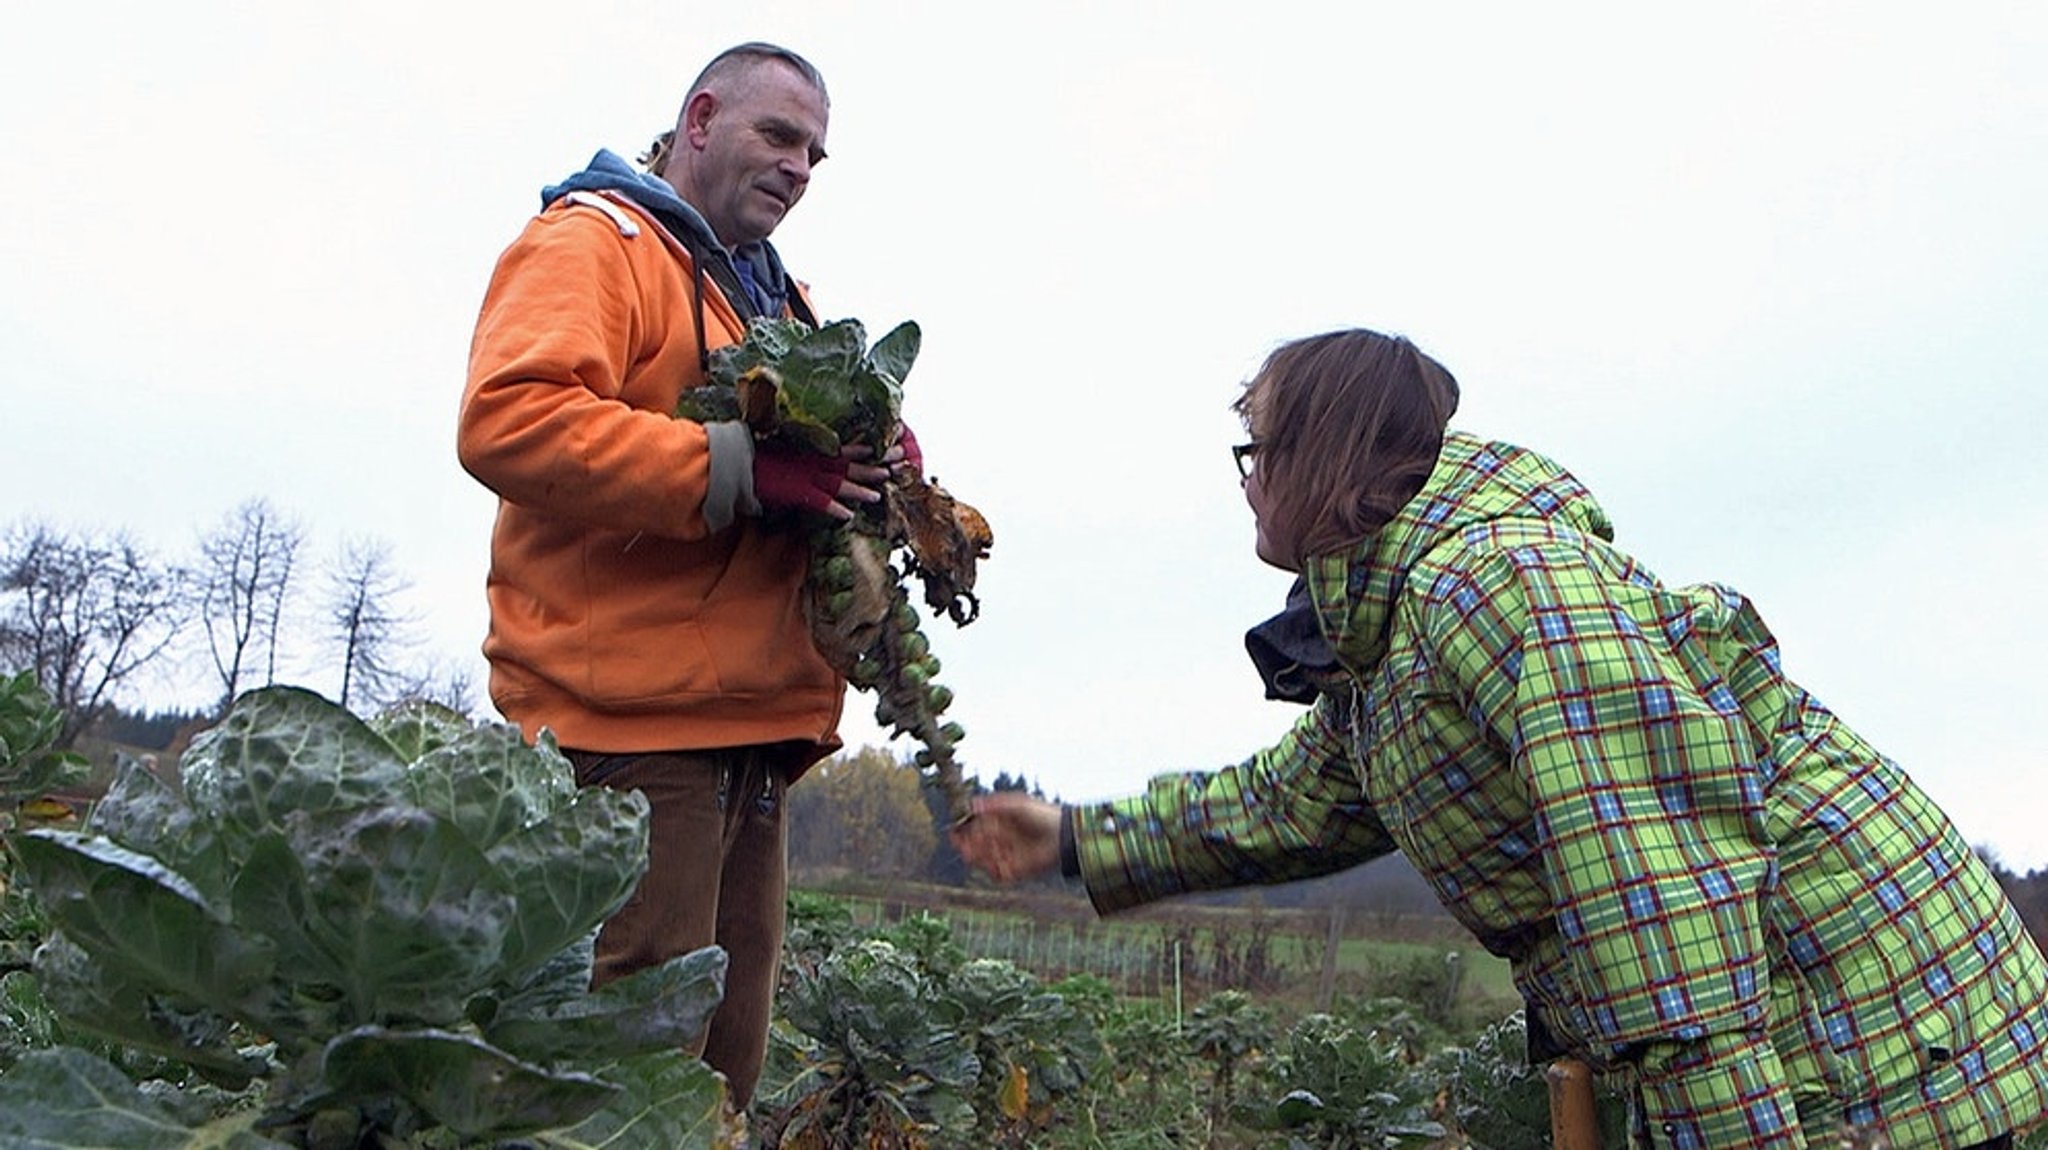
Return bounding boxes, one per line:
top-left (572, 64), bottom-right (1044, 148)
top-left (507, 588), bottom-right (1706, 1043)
top-left (540, 149), bottom-right (795, 320)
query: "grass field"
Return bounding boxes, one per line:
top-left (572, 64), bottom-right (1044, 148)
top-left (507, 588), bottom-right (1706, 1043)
top-left (804, 875), bottom-right (1519, 1027)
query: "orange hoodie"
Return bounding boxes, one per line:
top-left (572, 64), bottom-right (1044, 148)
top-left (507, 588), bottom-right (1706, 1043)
top-left (457, 191), bottom-right (844, 760)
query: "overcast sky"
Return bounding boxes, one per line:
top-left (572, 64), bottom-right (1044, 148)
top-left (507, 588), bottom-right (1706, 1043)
top-left (5, 2), bottom-right (2044, 870)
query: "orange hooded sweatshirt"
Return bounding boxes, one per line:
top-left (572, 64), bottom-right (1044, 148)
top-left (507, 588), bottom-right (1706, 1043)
top-left (457, 176), bottom-right (843, 761)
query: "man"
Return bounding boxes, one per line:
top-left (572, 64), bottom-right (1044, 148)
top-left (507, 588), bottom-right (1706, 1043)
top-left (458, 42), bottom-right (906, 1108)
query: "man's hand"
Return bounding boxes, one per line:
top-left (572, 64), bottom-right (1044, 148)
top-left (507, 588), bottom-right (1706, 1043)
top-left (754, 442), bottom-right (890, 521)
top-left (893, 423), bottom-right (923, 477)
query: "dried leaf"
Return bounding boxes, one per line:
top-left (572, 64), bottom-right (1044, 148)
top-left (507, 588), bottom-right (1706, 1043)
top-left (999, 1062), bottom-right (1029, 1120)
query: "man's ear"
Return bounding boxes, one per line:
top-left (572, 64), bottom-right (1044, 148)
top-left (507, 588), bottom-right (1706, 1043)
top-left (682, 90), bottom-right (720, 148)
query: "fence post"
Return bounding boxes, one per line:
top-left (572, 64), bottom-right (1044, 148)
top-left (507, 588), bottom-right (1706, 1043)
top-left (1173, 937), bottom-right (1183, 1034)
top-left (1316, 907), bottom-right (1346, 1012)
top-left (1545, 1058), bottom-right (1601, 1150)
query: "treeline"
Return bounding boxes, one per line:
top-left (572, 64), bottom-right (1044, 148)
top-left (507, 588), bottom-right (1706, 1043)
top-left (784, 744), bottom-right (1461, 927)
top-left (0, 502), bottom-right (471, 752)
top-left (1997, 865), bottom-right (2048, 949)
top-left (782, 742), bottom-right (2048, 952)
top-left (90, 705), bottom-right (210, 754)
top-left (785, 746), bottom-right (1050, 891)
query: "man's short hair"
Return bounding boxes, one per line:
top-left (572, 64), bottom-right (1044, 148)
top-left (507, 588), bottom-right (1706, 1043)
top-left (689, 41), bottom-right (828, 105)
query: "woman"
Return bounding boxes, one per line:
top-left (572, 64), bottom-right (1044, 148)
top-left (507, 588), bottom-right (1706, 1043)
top-left (952, 329), bottom-right (2047, 1149)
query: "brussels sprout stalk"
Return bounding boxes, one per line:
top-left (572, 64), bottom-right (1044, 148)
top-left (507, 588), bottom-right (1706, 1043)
top-left (679, 318), bottom-right (991, 825)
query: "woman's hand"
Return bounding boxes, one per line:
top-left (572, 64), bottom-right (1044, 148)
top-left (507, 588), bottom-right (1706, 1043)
top-left (950, 792), bottom-right (1063, 884)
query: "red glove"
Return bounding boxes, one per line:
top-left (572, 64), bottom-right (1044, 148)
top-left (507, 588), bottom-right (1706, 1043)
top-left (754, 444), bottom-right (851, 515)
top-left (896, 423), bottom-right (923, 475)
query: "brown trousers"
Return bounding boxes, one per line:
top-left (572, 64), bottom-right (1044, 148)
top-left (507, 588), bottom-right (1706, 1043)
top-left (568, 747), bottom-right (790, 1109)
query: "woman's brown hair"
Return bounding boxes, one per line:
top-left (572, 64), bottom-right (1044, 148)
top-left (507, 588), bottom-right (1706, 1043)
top-left (1231, 329), bottom-right (1461, 564)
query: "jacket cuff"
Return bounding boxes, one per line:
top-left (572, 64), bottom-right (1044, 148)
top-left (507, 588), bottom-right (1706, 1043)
top-left (1635, 1032), bottom-right (1801, 1149)
top-left (702, 421), bottom-right (760, 531)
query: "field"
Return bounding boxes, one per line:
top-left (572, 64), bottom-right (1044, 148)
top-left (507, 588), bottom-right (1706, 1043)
top-left (805, 874), bottom-right (1519, 1022)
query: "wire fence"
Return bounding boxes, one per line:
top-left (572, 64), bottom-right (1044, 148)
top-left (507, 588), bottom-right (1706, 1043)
top-left (830, 888), bottom-right (1502, 1013)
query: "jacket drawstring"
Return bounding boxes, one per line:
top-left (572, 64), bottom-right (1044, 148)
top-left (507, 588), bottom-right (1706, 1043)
top-left (688, 237), bottom-right (711, 377)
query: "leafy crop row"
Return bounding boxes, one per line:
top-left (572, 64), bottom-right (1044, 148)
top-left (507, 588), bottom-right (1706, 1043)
top-left (1, 676), bottom-right (1618, 1149)
top-left (0, 683), bottom-right (735, 1148)
top-left (760, 894), bottom-right (1635, 1150)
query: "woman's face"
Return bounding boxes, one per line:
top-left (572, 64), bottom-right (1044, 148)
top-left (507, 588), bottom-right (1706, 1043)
top-left (1244, 463), bottom-right (1299, 572)
top-left (1241, 385), bottom-right (1303, 571)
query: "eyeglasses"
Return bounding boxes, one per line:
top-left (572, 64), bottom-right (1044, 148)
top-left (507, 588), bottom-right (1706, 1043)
top-left (1231, 442), bottom-right (1259, 479)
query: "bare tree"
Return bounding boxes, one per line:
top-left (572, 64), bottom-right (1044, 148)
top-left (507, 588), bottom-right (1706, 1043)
top-left (0, 521), bottom-right (189, 748)
top-left (194, 498), bottom-right (304, 713)
top-left (382, 655), bottom-right (480, 719)
top-left (323, 537), bottom-right (417, 713)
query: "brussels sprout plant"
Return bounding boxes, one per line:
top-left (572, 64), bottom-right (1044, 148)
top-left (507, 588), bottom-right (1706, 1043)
top-left (679, 317), bottom-right (992, 823)
top-left (0, 687), bottom-right (735, 1148)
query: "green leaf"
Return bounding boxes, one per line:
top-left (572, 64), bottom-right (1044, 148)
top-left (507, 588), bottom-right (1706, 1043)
top-left (31, 934), bottom-right (271, 1089)
top-left (0, 967), bottom-right (62, 1060)
top-left (178, 688), bottom-right (408, 856)
top-left (694, 313), bottom-right (917, 462)
top-left (367, 699), bottom-right (473, 763)
top-left (771, 938), bottom-right (981, 1130)
top-left (486, 945), bottom-right (725, 1065)
top-left (538, 1052), bottom-right (730, 1149)
top-left (230, 809), bottom-right (514, 1026)
top-left (0, 1047), bottom-right (293, 1148)
top-left (0, 670), bottom-right (89, 808)
top-left (476, 932), bottom-right (597, 1029)
top-left (775, 320), bottom-right (866, 428)
top-left (704, 316), bottom-right (805, 390)
top-left (84, 759), bottom-right (234, 906)
top-left (1276, 1088), bottom-right (1326, 1125)
top-left (307, 1027), bottom-right (620, 1140)
top-left (484, 784), bottom-right (649, 978)
top-left (12, 831), bottom-right (277, 1018)
top-left (402, 722), bottom-right (575, 851)
top-left (948, 957), bottom-right (1036, 1019)
top-left (672, 384), bottom-right (740, 427)
top-left (868, 320), bottom-right (921, 388)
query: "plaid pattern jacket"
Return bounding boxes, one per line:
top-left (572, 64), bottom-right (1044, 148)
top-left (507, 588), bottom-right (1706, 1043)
top-left (1072, 432), bottom-right (2048, 1149)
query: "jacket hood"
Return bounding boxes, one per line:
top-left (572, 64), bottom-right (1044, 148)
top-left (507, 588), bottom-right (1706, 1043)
top-left (541, 149), bottom-right (797, 319)
top-left (543, 149), bottom-right (721, 248)
top-left (1302, 430), bottom-right (1615, 675)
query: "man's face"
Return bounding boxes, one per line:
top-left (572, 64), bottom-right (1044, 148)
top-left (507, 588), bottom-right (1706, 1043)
top-left (671, 62), bottom-right (829, 249)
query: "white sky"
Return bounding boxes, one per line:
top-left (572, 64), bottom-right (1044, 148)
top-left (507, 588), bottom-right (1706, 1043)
top-left (4, 2), bottom-right (2044, 871)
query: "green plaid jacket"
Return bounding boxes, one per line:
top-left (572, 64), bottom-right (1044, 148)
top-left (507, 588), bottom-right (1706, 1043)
top-left (1073, 432), bottom-right (2048, 1149)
